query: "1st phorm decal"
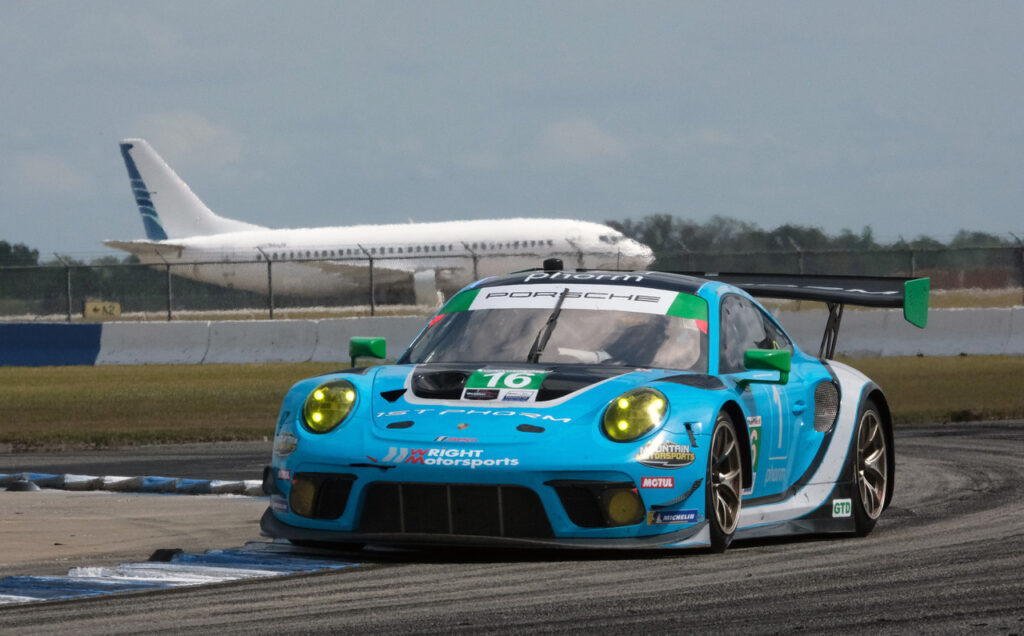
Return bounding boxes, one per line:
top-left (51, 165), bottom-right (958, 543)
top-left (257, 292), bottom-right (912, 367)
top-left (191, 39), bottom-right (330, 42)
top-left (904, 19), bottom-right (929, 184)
top-left (372, 447), bottom-right (520, 469)
top-left (377, 408), bottom-right (570, 423)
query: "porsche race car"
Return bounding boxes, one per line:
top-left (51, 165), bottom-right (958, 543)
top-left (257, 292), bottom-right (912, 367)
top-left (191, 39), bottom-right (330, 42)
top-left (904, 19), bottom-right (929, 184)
top-left (261, 264), bottom-right (929, 551)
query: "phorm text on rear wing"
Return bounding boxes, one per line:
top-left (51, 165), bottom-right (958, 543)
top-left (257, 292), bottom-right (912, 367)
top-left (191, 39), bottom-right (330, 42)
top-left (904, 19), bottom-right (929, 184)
top-left (675, 272), bottom-right (930, 359)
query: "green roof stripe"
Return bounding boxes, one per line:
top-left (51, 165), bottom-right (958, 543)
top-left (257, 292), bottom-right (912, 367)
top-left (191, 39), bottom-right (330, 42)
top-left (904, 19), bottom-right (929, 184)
top-left (666, 293), bottom-right (708, 320)
top-left (442, 288), bottom-right (480, 313)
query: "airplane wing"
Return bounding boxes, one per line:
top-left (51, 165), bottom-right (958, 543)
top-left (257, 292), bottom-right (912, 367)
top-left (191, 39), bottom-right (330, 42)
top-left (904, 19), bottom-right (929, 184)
top-left (307, 258), bottom-right (419, 285)
top-left (104, 239), bottom-right (188, 260)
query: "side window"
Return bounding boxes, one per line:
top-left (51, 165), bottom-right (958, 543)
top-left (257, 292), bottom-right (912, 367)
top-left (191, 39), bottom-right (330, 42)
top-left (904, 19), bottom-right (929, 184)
top-left (719, 295), bottom-right (772, 373)
top-left (762, 312), bottom-right (793, 353)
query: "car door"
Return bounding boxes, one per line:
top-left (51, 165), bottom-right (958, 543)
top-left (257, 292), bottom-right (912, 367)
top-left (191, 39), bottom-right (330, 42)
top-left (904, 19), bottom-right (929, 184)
top-left (718, 294), bottom-right (807, 498)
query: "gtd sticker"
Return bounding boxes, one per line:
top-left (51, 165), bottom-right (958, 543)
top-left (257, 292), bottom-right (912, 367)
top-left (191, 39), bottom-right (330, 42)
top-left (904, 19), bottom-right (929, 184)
top-left (640, 477), bottom-right (675, 489)
top-left (832, 498), bottom-right (852, 518)
top-left (462, 370), bottom-right (548, 402)
top-left (647, 509), bottom-right (699, 525)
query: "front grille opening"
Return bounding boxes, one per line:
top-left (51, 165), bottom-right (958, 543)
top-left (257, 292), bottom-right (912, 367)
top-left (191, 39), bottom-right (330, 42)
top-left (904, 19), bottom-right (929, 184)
top-left (549, 480), bottom-right (642, 528)
top-left (358, 483), bottom-right (553, 539)
top-left (289, 473), bottom-right (355, 520)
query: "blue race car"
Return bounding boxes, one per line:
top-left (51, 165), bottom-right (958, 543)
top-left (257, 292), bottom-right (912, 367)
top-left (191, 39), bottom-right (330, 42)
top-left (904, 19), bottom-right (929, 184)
top-left (261, 264), bottom-right (929, 551)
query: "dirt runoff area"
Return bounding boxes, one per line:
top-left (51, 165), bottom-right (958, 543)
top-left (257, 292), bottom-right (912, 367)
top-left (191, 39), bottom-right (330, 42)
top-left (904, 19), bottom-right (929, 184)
top-left (0, 490), bottom-right (269, 578)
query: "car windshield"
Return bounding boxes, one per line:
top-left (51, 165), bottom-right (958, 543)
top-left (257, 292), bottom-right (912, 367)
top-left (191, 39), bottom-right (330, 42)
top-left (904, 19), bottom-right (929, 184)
top-left (402, 306), bottom-right (708, 372)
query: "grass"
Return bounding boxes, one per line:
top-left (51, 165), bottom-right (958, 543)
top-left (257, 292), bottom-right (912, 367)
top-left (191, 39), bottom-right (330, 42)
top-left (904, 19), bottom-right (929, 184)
top-left (835, 354), bottom-right (1024, 425)
top-left (0, 363), bottom-right (340, 451)
top-left (0, 356), bottom-right (1021, 451)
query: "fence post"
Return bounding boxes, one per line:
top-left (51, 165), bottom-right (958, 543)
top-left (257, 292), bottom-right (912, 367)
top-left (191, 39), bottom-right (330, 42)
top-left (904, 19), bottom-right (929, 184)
top-left (257, 248), bottom-right (274, 320)
top-left (462, 242), bottom-right (479, 279)
top-left (786, 238), bottom-right (804, 274)
top-left (156, 254), bottom-right (173, 321)
top-left (1011, 233), bottom-right (1024, 304)
top-left (566, 239), bottom-right (584, 268)
top-left (358, 245), bottom-right (375, 316)
top-left (54, 254), bottom-right (72, 323)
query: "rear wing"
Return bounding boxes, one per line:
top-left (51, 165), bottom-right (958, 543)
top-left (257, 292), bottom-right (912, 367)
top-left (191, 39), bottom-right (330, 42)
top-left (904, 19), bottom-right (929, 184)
top-left (673, 272), bottom-right (930, 358)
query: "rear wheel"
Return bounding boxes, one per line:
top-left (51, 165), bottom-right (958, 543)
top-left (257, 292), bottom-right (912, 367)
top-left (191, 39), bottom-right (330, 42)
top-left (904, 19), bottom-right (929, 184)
top-left (707, 411), bottom-right (743, 551)
top-left (853, 399), bottom-right (889, 536)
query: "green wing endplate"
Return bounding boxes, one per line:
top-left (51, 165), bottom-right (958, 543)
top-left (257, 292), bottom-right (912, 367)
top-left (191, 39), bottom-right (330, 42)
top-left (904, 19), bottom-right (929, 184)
top-left (903, 277), bottom-right (929, 328)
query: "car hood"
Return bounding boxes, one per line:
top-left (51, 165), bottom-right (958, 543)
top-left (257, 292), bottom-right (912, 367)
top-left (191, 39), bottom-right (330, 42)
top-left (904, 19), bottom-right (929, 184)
top-left (366, 363), bottom-right (699, 444)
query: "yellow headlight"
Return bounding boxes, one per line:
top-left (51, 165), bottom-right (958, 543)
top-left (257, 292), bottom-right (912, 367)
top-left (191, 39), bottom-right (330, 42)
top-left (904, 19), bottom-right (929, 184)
top-left (602, 388), bottom-right (668, 442)
top-left (302, 379), bottom-right (357, 433)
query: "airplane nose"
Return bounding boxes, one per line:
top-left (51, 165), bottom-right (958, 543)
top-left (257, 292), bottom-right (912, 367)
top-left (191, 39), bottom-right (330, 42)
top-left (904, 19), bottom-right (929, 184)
top-left (623, 238), bottom-right (654, 268)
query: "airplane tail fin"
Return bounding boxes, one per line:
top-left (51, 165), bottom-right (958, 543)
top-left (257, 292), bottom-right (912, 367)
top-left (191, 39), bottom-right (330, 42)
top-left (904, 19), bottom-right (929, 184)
top-left (119, 138), bottom-right (264, 239)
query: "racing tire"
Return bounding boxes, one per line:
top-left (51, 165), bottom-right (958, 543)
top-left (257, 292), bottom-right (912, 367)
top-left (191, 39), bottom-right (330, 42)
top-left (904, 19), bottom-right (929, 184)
top-left (707, 411), bottom-right (743, 552)
top-left (852, 398), bottom-right (889, 536)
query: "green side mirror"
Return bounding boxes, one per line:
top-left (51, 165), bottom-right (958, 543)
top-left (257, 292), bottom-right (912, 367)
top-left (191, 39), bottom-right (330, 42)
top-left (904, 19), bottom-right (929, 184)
top-left (742, 349), bottom-right (791, 385)
top-left (349, 337), bottom-right (386, 368)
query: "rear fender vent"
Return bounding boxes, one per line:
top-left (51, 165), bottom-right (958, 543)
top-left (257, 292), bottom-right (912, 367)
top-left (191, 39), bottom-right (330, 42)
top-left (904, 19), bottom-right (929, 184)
top-left (814, 381), bottom-right (840, 433)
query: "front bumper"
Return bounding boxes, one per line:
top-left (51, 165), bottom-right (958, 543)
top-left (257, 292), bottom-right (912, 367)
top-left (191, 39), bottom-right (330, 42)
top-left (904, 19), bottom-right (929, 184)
top-left (260, 507), bottom-right (710, 550)
top-left (261, 459), bottom-right (713, 550)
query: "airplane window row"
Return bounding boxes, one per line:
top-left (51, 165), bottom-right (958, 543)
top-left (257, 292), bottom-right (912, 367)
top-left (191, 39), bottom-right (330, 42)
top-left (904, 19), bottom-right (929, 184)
top-left (254, 239), bottom-right (557, 262)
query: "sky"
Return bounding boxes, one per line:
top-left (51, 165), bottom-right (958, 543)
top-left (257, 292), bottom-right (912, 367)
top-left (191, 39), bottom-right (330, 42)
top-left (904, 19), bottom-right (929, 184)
top-left (1, 1), bottom-right (1023, 259)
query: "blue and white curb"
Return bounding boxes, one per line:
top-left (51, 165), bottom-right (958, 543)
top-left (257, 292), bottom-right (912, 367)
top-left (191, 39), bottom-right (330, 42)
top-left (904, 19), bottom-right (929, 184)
top-left (0, 543), bottom-right (360, 605)
top-left (0, 472), bottom-right (263, 496)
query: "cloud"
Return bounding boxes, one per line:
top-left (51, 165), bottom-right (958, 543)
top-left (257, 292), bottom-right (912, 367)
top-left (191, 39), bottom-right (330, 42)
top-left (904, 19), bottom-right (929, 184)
top-left (129, 112), bottom-right (244, 170)
top-left (5, 154), bottom-right (94, 197)
top-left (538, 118), bottom-right (629, 163)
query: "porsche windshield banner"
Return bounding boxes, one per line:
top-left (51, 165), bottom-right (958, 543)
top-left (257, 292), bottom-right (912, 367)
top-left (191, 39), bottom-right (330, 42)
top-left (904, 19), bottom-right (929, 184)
top-left (443, 284), bottom-right (708, 321)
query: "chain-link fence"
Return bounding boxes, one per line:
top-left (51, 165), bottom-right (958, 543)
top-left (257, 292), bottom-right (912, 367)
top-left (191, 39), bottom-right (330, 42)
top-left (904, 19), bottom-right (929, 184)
top-left (2, 245), bottom-right (1022, 322)
top-left (657, 244), bottom-right (1024, 289)
top-left (0, 249), bottom-right (593, 322)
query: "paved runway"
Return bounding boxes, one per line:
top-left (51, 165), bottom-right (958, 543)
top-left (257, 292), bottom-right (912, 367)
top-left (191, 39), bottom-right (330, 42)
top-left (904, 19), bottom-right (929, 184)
top-left (1, 423), bottom-right (1021, 634)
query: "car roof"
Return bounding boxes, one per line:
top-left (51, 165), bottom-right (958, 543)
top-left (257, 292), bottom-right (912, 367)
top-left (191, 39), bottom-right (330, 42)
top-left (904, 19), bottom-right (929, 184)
top-left (475, 269), bottom-right (709, 295)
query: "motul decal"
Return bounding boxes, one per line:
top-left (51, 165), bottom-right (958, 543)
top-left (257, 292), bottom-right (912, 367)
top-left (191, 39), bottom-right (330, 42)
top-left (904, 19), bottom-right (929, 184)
top-left (640, 476), bottom-right (675, 488)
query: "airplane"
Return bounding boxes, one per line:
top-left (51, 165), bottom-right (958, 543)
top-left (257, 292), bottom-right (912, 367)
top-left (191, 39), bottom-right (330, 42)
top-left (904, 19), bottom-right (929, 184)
top-left (106, 138), bottom-right (654, 305)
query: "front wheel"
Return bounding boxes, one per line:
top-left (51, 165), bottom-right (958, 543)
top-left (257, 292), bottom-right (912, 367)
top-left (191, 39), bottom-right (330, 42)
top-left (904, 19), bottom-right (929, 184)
top-left (707, 411), bottom-right (743, 551)
top-left (852, 398), bottom-right (889, 536)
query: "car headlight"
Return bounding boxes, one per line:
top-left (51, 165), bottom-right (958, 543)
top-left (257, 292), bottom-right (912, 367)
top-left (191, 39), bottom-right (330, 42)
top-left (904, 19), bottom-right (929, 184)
top-left (302, 379), bottom-right (357, 433)
top-left (602, 388), bottom-right (668, 442)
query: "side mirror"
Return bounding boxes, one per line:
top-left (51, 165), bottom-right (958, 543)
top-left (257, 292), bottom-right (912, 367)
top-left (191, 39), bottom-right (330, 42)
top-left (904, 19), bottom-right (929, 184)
top-left (742, 349), bottom-right (791, 385)
top-left (349, 337), bottom-right (386, 368)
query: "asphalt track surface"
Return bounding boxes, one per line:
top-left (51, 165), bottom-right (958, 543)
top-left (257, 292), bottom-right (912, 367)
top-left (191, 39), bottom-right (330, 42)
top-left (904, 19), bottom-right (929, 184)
top-left (1, 423), bottom-right (1022, 634)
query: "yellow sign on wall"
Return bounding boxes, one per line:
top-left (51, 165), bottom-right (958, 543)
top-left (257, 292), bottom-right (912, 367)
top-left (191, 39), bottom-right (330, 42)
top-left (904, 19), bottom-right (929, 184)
top-left (83, 301), bottom-right (121, 321)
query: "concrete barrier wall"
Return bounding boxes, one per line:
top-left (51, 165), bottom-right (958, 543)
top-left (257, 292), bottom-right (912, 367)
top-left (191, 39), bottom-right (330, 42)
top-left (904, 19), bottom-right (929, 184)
top-left (773, 307), bottom-right (1020, 357)
top-left (312, 316), bottom-right (425, 363)
top-left (2, 308), bottom-right (1022, 366)
top-left (96, 322), bottom-right (211, 365)
top-left (204, 320), bottom-right (318, 364)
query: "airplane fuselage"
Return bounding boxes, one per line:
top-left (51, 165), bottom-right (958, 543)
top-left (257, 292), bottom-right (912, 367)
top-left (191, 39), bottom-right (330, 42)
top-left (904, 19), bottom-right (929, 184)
top-left (117, 218), bottom-right (653, 298)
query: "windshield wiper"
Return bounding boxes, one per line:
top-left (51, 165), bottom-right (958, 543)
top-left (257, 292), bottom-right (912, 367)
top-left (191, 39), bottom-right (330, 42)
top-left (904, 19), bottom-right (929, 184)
top-left (527, 287), bottom-right (570, 364)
